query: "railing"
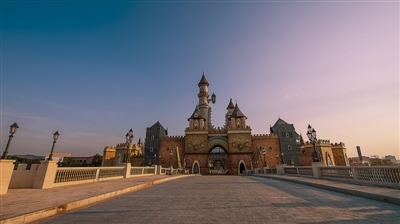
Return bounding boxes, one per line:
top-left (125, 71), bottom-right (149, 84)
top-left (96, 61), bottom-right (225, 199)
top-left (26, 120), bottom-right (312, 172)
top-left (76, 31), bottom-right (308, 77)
top-left (98, 167), bottom-right (124, 179)
top-left (130, 167), bottom-right (155, 175)
top-left (321, 166), bottom-right (400, 188)
top-left (283, 167), bottom-right (313, 176)
top-left (54, 167), bottom-right (98, 183)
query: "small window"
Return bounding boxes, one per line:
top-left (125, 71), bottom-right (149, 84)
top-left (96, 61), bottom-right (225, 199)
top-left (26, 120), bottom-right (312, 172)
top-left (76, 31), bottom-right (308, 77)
top-left (194, 113), bottom-right (198, 117)
top-left (269, 146), bottom-right (272, 150)
top-left (286, 133), bottom-right (289, 138)
top-left (151, 135), bottom-right (154, 140)
top-left (150, 147), bottom-right (153, 152)
top-left (288, 145), bottom-right (292, 150)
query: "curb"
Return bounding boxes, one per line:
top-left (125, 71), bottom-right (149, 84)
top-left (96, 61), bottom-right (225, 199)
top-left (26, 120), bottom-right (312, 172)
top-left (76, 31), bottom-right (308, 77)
top-left (253, 175), bottom-right (400, 206)
top-left (0, 175), bottom-right (189, 224)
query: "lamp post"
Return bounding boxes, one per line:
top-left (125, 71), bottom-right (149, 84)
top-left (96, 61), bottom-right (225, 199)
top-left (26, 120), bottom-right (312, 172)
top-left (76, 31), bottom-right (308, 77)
top-left (125, 129), bottom-right (134, 164)
top-left (307, 124), bottom-right (321, 162)
top-left (48, 131), bottom-right (60, 161)
top-left (154, 153), bottom-right (157, 165)
top-left (1, 122), bottom-right (19, 159)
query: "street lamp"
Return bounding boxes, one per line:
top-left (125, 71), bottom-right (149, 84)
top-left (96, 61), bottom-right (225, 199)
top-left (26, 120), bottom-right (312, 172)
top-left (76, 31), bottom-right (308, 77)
top-left (1, 122), bottom-right (19, 159)
top-left (48, 131), bottom-right (60, 161)
top-left (125, 129), bottom-right (134, 163)
top-left (307, 124), bottom-right (321, 162)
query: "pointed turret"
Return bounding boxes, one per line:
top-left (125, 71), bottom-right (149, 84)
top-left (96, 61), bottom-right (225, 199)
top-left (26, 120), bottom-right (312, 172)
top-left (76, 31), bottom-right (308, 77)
top-left (230, 103), bottom-right (247, 119)
top-left (137, 137), bottom-right (142, 145)
top-left (226, 98), bottom-right (235, 110)
top-left (188, 105), bottom-right (206, 121)
top-left (198, 72), bottom-right (209, 86)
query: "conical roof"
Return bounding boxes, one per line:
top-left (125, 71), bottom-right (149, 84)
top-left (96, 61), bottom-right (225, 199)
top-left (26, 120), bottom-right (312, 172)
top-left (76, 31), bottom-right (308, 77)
top-left (188, 105), bottom-right (206, 121)
top-left (198, 72), bottom-right (209, 86)
top-left (230, 103), bottom-right (247, 118)
top-left (226, 98), bottom-right (235, 110)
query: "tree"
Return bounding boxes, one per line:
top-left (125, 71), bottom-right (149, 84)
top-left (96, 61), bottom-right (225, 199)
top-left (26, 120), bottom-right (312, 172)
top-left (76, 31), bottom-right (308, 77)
top-left (61, 157), bottom-right (80, 167)
top-left (91, 154), bottom-right (103, 167)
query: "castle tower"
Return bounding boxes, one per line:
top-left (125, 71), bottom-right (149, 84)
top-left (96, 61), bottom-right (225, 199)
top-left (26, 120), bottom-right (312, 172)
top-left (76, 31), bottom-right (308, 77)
top-left (225, 99), bottom-right (235, 127)
top-left (228, 103), bottom-right (247, 130)
top-left (197, 73), bottom-right (216, 129)
top-left (188, 105), bottom-right (206, 130)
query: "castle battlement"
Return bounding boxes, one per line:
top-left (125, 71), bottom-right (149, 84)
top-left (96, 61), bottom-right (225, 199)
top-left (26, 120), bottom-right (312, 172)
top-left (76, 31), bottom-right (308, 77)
top-left (163, 135), bottom-right (185, 140)
top-left (331, 142), bottom-right (345, 146)
top-left (252, 133), bottom-right (278, 138)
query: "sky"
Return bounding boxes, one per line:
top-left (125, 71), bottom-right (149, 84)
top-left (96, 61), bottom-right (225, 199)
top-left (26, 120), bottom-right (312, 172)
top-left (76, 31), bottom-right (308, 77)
top-left (1, 0), bottom-right (398, 159)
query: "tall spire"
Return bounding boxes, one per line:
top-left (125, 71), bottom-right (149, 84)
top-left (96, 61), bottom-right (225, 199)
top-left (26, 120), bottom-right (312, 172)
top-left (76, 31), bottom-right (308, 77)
top-left (198, 72), bottom-right (209, 86)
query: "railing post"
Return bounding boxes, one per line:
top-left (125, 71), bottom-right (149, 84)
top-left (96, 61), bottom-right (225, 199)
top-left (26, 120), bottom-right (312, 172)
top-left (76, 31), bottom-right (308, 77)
top-left (312, 162), bottom-right (324, 179)
top-left (123, 163), bottom-right (131, 178)
top-left (351, 167), bottom-right (358, 180)
top-left (276, 164), bottom-right (287, 175)
top-left (0, 159), bottom-right (15, 195)
top-left (33, 160), bottom-right (58, 189)
top-left (95, 168), bottom-right (100, 181)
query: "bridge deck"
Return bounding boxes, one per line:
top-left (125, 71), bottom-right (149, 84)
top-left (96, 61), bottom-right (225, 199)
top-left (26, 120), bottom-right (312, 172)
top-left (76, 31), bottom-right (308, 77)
top-left (0, 174), bottom-right (399, 223)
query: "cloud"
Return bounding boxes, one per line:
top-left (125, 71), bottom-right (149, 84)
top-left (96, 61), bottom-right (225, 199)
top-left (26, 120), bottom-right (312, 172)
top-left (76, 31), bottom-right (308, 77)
top-left (0, 109), bottom-right (50, 121)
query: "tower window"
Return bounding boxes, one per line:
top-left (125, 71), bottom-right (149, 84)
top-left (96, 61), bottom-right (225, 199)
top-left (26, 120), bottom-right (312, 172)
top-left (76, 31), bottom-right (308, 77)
top-left (286, 133), bottom-right (289, 138)
top-left (150, 147), bottom-right (153, 152)
top-left (151, 135), bottom-right (154, 140)
top-left (288, 145), bottom-right (292, 150)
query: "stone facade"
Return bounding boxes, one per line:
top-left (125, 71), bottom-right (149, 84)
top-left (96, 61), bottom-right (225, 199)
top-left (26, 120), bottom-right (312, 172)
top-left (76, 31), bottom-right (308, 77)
top-left (102, 140), bottom-right (143, 166)
top-left (271, 118), bottom-right (301, 166)
top-left (144, 122), bottom-right (167, 166)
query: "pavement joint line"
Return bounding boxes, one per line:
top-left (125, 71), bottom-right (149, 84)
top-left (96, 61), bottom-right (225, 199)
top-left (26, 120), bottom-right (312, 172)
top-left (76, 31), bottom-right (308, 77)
top-left (0, 175), bottom-right (189, 224)
top-left (253, 174), bottom-right (400, 206)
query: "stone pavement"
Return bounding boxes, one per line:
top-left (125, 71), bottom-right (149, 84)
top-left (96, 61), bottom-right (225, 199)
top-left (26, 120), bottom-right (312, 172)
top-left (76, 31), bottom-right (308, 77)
top-left (37, 175), bottom-right (400, 224)
top-left (0, 175), bottom-right (188, 224)
top-left (0, 174), bottom-right (399, 223)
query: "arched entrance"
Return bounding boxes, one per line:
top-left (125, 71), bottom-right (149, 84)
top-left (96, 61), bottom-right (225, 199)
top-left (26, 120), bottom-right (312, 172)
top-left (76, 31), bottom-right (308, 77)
top-left (238, 161), bottom-right (246, 175)
top-left (208, 146), bottom-right (228, 174)
top-left (192, 161), bottom-right (200, 174)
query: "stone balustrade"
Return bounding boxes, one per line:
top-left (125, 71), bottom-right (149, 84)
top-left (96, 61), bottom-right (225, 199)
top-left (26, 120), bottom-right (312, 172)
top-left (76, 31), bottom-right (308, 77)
top-left (280, 164), bottom-right (400, 189)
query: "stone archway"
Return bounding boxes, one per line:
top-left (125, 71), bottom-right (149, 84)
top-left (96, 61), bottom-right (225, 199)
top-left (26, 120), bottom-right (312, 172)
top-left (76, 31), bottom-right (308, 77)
top-left (238, 160), bottom-right (246, 175)
top-left (208, 146), bottom-right (228, 175)
top-left (192, 160), bottom-right (200, 174)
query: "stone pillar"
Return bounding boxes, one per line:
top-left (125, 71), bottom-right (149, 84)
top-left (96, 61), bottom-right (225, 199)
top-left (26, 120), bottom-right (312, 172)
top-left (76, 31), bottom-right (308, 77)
top-left (33, 160), bottom-right (58, 189)
top-left (123, 163), bottom-right (131, 178)
top-left (312, 162), bottom-right (324, 178)
top-left (0, 159), bottom-right (15, 195)
top-left (276, 164), bottom-right (287, 175)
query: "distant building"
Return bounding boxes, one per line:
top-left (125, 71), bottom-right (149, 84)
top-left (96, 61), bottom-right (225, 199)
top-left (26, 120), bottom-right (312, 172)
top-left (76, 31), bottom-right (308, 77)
top-left (385, 155), bottom-right (398, 164)
top-left (73, 156), bottom-right (93, 165)
top-left (44, 152), bottom-right (71, 164)
top-left (103, 138), bottom-right (143, 166)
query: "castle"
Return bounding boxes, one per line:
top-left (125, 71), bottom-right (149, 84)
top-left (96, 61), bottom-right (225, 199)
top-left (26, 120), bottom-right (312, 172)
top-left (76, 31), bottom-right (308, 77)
top-left (104, 74), bottom-right (349, 174)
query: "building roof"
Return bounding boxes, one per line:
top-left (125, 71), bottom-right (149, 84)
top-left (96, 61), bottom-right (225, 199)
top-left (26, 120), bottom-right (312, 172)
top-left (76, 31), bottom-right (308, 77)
top-left (198, 73), bottom-right (209, 86)
top-left (188, 105), bottom-right (206, 121)
top-left (230, 103), bottom-right (247, 119)
top-left (273, 118), bottom-right (289, 126)
top-left (149, 121), bottom-right (165, 130)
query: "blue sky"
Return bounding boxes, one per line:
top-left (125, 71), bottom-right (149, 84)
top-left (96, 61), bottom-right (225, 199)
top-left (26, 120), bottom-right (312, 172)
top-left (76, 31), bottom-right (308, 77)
top-left (1, 1), bottom-right (399, 158)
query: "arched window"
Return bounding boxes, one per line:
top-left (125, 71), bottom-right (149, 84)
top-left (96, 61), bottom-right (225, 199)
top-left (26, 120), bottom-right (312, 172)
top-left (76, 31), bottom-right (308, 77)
top-left (150, 147), bottom-right (153, 152)
top-left (151, 135), bottom-right (154, 140)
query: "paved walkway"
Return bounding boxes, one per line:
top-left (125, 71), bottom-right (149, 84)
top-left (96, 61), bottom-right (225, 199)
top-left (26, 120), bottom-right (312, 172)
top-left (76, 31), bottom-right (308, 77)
top-left (0, 174), bottom-right (399, 223)
top-left (38, 175), bottom-right (400, 224)
top-left (0, 175), bottom-right (188, 224)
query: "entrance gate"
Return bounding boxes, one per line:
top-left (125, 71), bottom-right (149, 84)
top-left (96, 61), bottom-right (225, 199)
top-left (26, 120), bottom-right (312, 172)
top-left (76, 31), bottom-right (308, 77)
top-left (208, 146), bottom-right (228, 174)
